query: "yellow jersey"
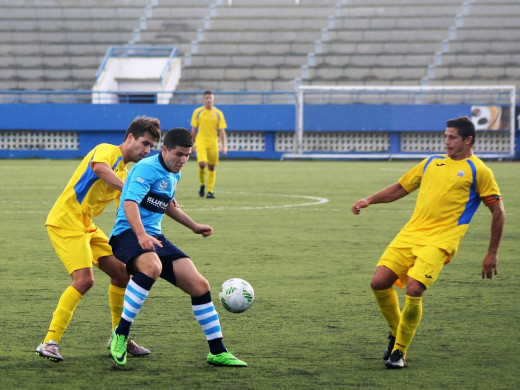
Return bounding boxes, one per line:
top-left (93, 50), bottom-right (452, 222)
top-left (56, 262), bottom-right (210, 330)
top-left (392, 154), bottom-right (501, 257)
top-left (190, 106), bottom-right (227, 146)
top-left (46, 144), bottom-right (127, 232)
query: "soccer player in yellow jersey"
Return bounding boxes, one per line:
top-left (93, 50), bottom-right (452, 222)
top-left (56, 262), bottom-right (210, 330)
top-left (191, 90), bottom-right (227, 199)
top-left (351, 116), bottom-right (505, 369)
top-left (36, 116), bottom-right (162, 362)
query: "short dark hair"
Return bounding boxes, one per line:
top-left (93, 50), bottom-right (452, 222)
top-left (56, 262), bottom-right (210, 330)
top-left (204, 90), bottom-right (213, 96)
top-left (446, 116), bottom-right (476, 145)
top-left (124, 116), bottom-right (161, 142)
top-left (163, 127), bottom-right (193, 150)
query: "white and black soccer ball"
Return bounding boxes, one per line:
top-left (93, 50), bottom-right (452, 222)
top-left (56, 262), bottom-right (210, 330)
top-left (218, 278), bottom-right (254, 313)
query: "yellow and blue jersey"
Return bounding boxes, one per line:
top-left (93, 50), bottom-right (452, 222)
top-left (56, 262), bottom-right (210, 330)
top-left (392, 154), bottom-right (501, 257)
top-left (46, 144), bottom-right (127, 231)
top-left (190, 106), bottom-right (227, 146)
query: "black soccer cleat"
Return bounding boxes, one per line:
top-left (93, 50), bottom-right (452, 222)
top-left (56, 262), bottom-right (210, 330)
top-left (206, 192), bottom-right (215, 199)
top-left (199, 185), bottom-right (205, 197)
top-left (383, 333), bottom-right (396, 361)
top-left (385, 349), bottom-right (406, 369)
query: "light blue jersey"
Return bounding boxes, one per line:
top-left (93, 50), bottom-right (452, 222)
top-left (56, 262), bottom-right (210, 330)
top-left (111, 153), bottom-right (181, 237)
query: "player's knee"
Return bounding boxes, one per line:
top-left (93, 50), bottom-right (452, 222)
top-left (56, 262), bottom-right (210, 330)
top-left (200, 276), bottom-right (210, 292)
top-left (189, 276), bottom-right (210, 297)
top-left (111, 273), bottom-right (130, 288)
top-left (73, 277), bottom-right (95, 294)
top-left (370, 277), bottom-right (392, 290)
top-left (406, 279), bottom-right (426, 297)
top-left (148, 262), bottom-right (162, 280)
top-left (370, 279), bottom-right (383, 290)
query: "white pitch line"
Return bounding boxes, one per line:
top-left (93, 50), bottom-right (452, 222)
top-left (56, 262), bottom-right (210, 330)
top-left (180, 191), bottom-right (329, 211)
top-left (0, 192), bottom-right (329, 214)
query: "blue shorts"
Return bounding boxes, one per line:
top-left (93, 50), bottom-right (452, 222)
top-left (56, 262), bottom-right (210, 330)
top-left (109, 229), bottom-right (188, 286)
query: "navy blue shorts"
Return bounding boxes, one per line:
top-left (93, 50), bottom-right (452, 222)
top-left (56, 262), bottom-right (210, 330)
top-left (109, 229), bottom-right (188, 286)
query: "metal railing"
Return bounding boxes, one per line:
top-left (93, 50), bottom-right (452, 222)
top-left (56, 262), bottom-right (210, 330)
top-left (0, 90), bottom-right (297, 105)
top-left (95, 45), bottom-right (178, 84)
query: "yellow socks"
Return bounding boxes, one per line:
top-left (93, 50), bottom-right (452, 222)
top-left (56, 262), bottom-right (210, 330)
top-left (198, 166), bottom-right (206, 186)
top-left (394, 295), bottom-right (423, 356)
top-left (207, 170), bottom-right (216, 193)
top-left (44, 286), bottom-right (83, 343)
top-left (372, 288), bottom-right (401, 336)
top-left (109, 284), bottom-right (126, 329)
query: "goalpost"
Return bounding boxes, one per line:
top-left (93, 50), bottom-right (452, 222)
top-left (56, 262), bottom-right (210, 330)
top-left (283, 85), bottom-right (516, 160)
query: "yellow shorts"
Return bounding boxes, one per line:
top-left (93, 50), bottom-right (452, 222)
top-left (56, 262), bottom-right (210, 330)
top-left (46, 225), bottom-right (113, 274)
top-left (195, 142), bottom-right (219, 165)
top-left (377, 243), bottom-right (449, 289)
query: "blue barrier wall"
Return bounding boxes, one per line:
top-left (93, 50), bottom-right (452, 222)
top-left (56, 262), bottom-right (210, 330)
top-left (0, 103), bottom-right (515, 159)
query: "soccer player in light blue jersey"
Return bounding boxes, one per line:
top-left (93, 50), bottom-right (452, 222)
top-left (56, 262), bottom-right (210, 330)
top-left (109, 127), bottom-right (246, 367)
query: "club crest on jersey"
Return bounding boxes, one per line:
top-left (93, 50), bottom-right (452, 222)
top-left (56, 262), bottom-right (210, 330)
top-left (159, 180), bottom-right (169, 190)
top-left (457, 170), bottom-right (465, 177)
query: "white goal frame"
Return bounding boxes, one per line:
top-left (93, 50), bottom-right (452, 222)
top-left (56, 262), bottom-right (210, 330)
top-left (285, 85), bottom-right (516, 160)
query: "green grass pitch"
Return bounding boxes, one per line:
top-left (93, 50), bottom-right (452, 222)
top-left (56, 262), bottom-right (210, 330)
top-left (0, 159), bottom-right (518, 389)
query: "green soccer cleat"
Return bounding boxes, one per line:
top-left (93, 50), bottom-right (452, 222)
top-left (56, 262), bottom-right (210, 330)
top-left (207, 351), bottom-right (247, 367)
top-left (107, 335), bottom-right (150, 356)
top-left (110, 328), bottom-right (128, 366)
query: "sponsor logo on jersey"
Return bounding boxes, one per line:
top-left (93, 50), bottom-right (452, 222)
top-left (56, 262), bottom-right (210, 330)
top-left (141, 191), bottom-right (171, 214)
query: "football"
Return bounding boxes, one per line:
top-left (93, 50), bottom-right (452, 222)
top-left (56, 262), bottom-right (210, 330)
top-left (218, 278), bottom-right (254, 313)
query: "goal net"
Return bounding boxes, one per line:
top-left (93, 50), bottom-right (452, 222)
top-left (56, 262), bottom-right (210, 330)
top-left (282, 85), bottom-right (516, 160)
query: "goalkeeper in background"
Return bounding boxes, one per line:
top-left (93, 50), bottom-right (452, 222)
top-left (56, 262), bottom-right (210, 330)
top-left (351, 116), bottom-right (505, 369)
top-left (36, 116), bottom-right (161, 362)
top-left (191, 90), bottom-right (227, 199)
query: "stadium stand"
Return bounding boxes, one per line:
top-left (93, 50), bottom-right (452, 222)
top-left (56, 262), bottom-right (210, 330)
top-left (302, 0), bottom-right (461, 86)
top-left (426, 1), bottom-right (520, 86)
top-left (0, 0), bottom-right (150, 91)
top-left (163, 0), bottom-right (338, 92)
top-left (1, 0), bottom-right (519, 93)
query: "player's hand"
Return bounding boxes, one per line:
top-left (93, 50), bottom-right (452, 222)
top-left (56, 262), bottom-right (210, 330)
top-left (138, 233), bottom-right (163, 250)
top-left (481, 253), bottom-right (498, 279)
top-left (351, 199), bottom-right (369, 215)
top-left (193, 224), bottom-right (213, 237)
top-left (221, 146), bottom-right (228, 156)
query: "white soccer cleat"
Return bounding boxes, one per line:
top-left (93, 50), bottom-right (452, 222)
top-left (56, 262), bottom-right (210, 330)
top-left (36, 340), bottom-right (63, 362)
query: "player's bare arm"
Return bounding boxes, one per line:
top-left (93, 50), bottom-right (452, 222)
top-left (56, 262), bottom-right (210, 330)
top-left (191, 126), bottom-right (198, 143)
top-left (481, 200), bottom-right (505, 279)
top-left (123, 200), bottom-right (163, 250)
top-left (92, 161), bottom-right (124, 190)
top-left (220, 128), bottom-right (228, 155)
top-left (165, 203), bottom-right (213, 237)
top-left (352, 182), bottom-right (409, 214)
